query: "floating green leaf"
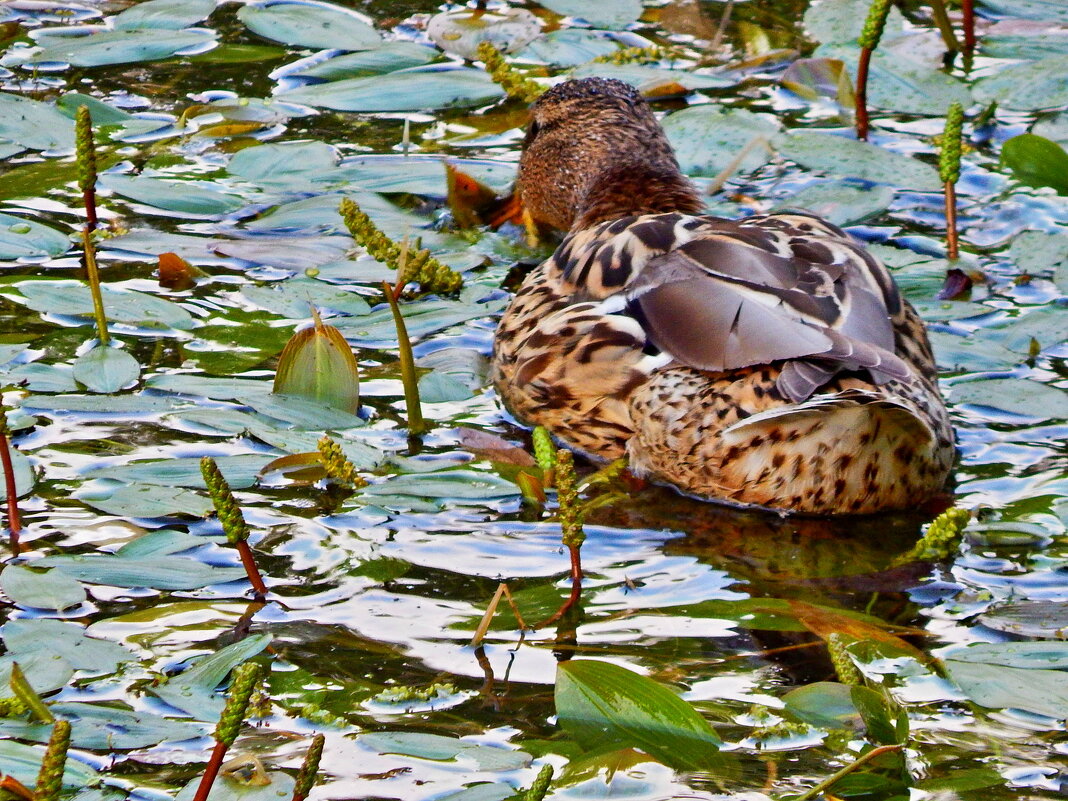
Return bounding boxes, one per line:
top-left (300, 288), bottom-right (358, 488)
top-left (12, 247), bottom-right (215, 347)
top-left (951, 378), bottom-right (1068, 420)
top-left (279, 67), bottom-right (505, 112)
top-left (974, 54), bottom-right (1068, 111)
top-left (555, 659), bottom-right (721, 771)
top-left (2, 619), bottom-right (133, 674)
top-left (8, 28), bottom-right (217, 68)
top-left (942, 642), bottom-right (1068, 669)
top-left (87, 454), bottom-right (273, 489)
top-left (152, 634), bottom-right (272, 719)
top-left (1, 703), bottom-right (205, 749)
top-left (0, 566), bottom-right (86, 611)
top-left (237, 0), bottom-right (381, 50)
top-left (358, 732), bottom-right (531, 771)
top-left (775, 131), bottom-right (942, 190)
top-left (72, 346), bottom-right (140, 393)
top-left (14, 280), bottom-right (196, 330)
top-left (515, 29), bottom-right (619, 66)
top-left (776, 181), bottom-right (894, 225)
top-left (291, 41), bottom-right (438, 79)
top-left (663, 106), bottom-right (779, 178)
top-left (111, 0), bottom-right (215, 30)
top-left (100, 174), bottom-right (245, 216)
top-left (0, 212), bottom-right (72, 259)
top-left (427, 7), bottom-right (541, 60)
top-left (1000, 134), bottom-right (1068, 194)
top-left (944, 660), bottom-right (1068, 719)
top-left (0, 446), bottom-right (35, 501)
top-left (36, 555), bottom-right (246, 591)
top-left (571, 62), bottom-right (732, 92)
top-left (227, 141), bottom-right (338, 190)
top-left (0, 741), bottom-right (98, 789)
top-left (0, 93), bottom-right (76, 151)
top-left (535, 0), bottom-right (643, 30)
top-left (77, 482), bottom-right (214, 518)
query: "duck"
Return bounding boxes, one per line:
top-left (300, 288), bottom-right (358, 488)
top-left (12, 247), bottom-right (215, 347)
top-left (492, 77), bottom-right (955, 515)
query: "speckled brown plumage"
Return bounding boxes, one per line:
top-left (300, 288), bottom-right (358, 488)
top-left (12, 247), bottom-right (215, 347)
top-left (493, 78), bottom-right (955, 515)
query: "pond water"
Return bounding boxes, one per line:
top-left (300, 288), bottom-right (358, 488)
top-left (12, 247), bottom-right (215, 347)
top-left (0, 0), bottom-right (1067, 800)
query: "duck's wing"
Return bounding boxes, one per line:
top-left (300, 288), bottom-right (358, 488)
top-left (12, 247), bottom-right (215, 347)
top-left (618, 212), bottom-right (913, 402)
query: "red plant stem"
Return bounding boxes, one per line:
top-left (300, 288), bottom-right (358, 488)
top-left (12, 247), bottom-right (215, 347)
top-left (568, 543), bottom-right (582, 584)
top-left (535, 547), bottom-right (583, 630)
top-left (0, 431), bottom-right (21, 556)
top-left (192, 741), bottom-right (228, 801)
top-left (856, 47), bottom-right (873, 141)
top-left (291, 795), bottom-right (305, 801)
top-left (945, 180), bottom-right (959, 260)
top-left (962, 0), bottom-right (976, 55)
top-left (83, 192), bottom-right (97, 233)
top-left (236, 540), bottom-right (268, 601)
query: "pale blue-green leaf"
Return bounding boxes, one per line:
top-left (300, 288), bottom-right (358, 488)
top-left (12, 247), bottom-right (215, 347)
top-left (111, 0), bottom-right (215, 30)
top-left (663, 105), bottom-right (780, 178)
top-left (359, 471), bottom-right (519, 512)
top-left (0, 140), bottom-right (24, 159)
top-left (245, 393), bottom-right (364, 429)
top-left (78, 481), bottom-right (214, 517)
top-left (56, 92), bottom-right (133, 123)
top-left (280, 66), bottom-right (504, 112)
top-left (9, 28), bottom-right (217, 68)
top-left (944, 660), bottom-right (1068, 718)
top-left (291, 41), bottom-right (437, 79)
top-left (238, 0), bottom-right (380, 50)
top-left (982, 29), bottom-right (1068, 60)
top-left (334, 294), bottom-right (507, 346)
top-left (100, 174), bottom-right (245, 216)
top-left (1033, 113), bottom-right (1068, 148)
top-left (2, 619), bottom-right (133, 673)
top-left (988, 306), bottom-right (1068, 353)
top-left (116, 529), bottom-right (218, 558)
top-left (19, 393), bottom-right (190, 413)
top-left (36, 555), bottom-right (246, 590)
top-left (516, 29), bottom-right (620, 66)
top-left (175, 772), bottom-right (295, 801)
top-left (319, 155), bottom-right (516, 195)
top-left (951, 378), bottom-right (1068, 421)
top-left (0, 344), bottom-right (24, 366)
top-left (72, 346), bottom-right (140, 393)
top-left (358, 732), bottom-right (531, 771)
top-left (910, 299), bottom-right (991, 322)
top-left (0, 447), bottom-right (34, 501)
top-left (1, 363), bottom-right (78, 393)
top-left (87, 454), bottom-right (272, 489)
top-left (803, 0), bottom-right (908, 46)
top-left (928, 330), bottom-right (1020, 372)
top-left (16, 280), bottom-right (196, 329)
top-left (775, 181), bottom-right (894, 226)
top-left (418, 370), bottom-right (473, 403)
top-left (427, 7), bottom-right (540, 60)
top-left (782, 682), bottom-right (860, 730)
top-left (974, 55), bottom-right (1068, 111)
top-left (227, 140), bottom-right (338, 189)
top-left (1, 565), bottom-right (86, 611)
top-left (416, 347), bottom-right (488, 393)
top-left (0, 212), bottom-right (72, 259)
top-left (0, 652), bottom-right (75, 696)
top-left (2, 703), bottom-right (205, 749)
top-left (1009, 230), bottom-right (1068, 277)
top-left (942, 642), bottom-right (1068, 669)
top-left (436, 786), bottom-right (514, 801)
top-left (245, 425), bottom-right (381, 469)
top-left (978, 0), bottom-right (1068, 22)
top-left (981, 602), bottom-right (1068, 638)
top-left (774, 131), bottom-right (942, 191)
top-left (105, 230), bottom-right (352, 270)
top-left (147, 374), bottom-right (271, 401)
top-left (153, 633), bottom-right (272, 719)
top-left (241, 278), bottom-right (370, 318)
top-left (0, 92), bottom-right (76, 150)
top-left (571, 62), bottom-right (732, 92)
top-left (536, 0), bottom-right (643, 30)
top-left (0, 741), bottom-right (99, 788)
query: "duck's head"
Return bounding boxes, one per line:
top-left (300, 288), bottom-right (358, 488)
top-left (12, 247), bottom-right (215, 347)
top-left (516, 77), bottom-right (704, 232)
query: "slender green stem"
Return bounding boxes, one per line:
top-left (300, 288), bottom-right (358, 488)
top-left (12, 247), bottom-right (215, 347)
top-left (928, 0), bottom-right (961, 53)
top-left (10, 663), bottom-right (53, 722)
top-left (791, 745), bottom-right (903, 801)
top-left (382, 281), bottom-right (426, 436)
top-left (82, 228), bottom-right (109, 346)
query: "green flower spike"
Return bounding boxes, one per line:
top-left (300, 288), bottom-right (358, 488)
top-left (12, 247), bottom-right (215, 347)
top-left (593, 45), bottom-right (665, 65)
top-left (476, 41), bottom-right (545, 103)
top-left (293, 733), bottom-right (325, 801)
top-left (34, 720), bottom-right (71, 801)
top-left (939, 102), bottom-right (964, 185)
top-left (899, 507), bottom-right (971, 564)
top-left (200, 456), bottom-right (250, 545)
top-left (215, 663), bottom-right (263, 748)
top-left (75, 105), bottom-right (98, 229)
top-left (523, 764), bottom-right (554, 801)
top-left (858, 0), bottom-right (891, 50)
top-left (532, 426), bottom-right (556, 473)
top-left (828, 634), bottom-right (863, 686)
top-left (317, 436), bottom-right (367, 488)
top-left (555, 449), bottom-right (585, 549)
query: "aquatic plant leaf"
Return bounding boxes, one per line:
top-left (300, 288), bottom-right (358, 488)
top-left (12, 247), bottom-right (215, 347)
top-left (0, 447), bottom-right (35, 500)
top-left (516, 29), bottom-right (620, 66)
top-left (77, 482), bottom-right (214, 517)
top-left (100, 174), bottom-right (245, 216)
top-left (850, 685), bottom-right (908, 745)
top-left (1008, 230), bottom-right (1068, 282)
top-left (555, 659), bottom-right (721, 771)
top-left (72, 346), bottom-right (140, 393)
top-left (0, 703), bottom-right (205, 749)
top-left (237, 0), bottom-right (380, 50)
top-left (323, 155), bottom-right (515, 196)
top-left (417, 371), bottom-right (472, 403)
top-left (780, 57), bottom-right (854, 106)
top-left (111, 0), bottom-right (215, 30)
top-left (227, 141), bottom-right (338, 189)
top-left (358, 732), bottom-right (531, 771)
top-left (290, 41), bottom-right (438, 79)
top-left (175, 772), bottom-right (295, 801)
top-left (241, 279), bottom-right (370, 318)
top-left (786, 599), bottom-right (924, 659)
top-left (152, 634), bottom-right (272, 719)
top-left (274, 316), bottom-right (360, 413)
top-left (1000, 134), bottom-right (1068, 194)
top-left (116, 529), bottom-right (217, 558)
top-left (279, 66), bottom-right (504, 112)
top-left (775, 181), bottom-right (893, 226)
top-left (2, 619), bottom-right (133, 673)
top-left (974, 54), bottom-right (1068, 110)
top-left (782, 682), bottom-right (862, 730)
top-left (0, 652), bottom-right (75, 697)
top-left (941, 642), bottom-right (1068, 669)
top-left (88, 454), bottom-right (272, 489)
top-left (977, 0), bottom-right (1068, 22)
top-left (56, 92), bottom-right (133, 124)
top-left (243, 392), bottom-right (364, 430)
top-left (0, 140), bottom-right (24, 160)
top-left (536, 0), bottom-right (643, 30)
top-left (0, 212), bottom-right (71, 259)
top-left (571, 62), bottom-right (732, 93)
top-left (9, 28), bottom-right (217, 68)
top-left (951, 378), bottom-right (1068, 420)
top-left (980, 601), bottom-right (1068, 638)
top-left (774, 131), bottom-right (942, 191)
top-left (188, 43), bottom-right (286, 63)
top-left (0, 741), bottom-right (99, 788)
top-left (359, 469), bottom-right (519, 503)
top-left (36, 554), bottom-right (246, 590)
top-left (334, 293), bottom-right (507, 347)
top-left (916, 769), bottom-right (1006, 794)
top-left (926, 330), bottom-right (1020, 372)
top-left (944, 660), bottom-right (1068, 719)
top-left (0, 566), bottom-right (86, 611)
top-left (663, 106), bottom-right (779, 178)
top-left (15, 280), bottom-right (196, 330)
top-left (803, 0), bottom-right (907, 45)
top-left (427, 7), bottom-right (540, 60)
top-left (18, 393), bottom-right (190, 414)
top-left (988, 306), bottom-right (1068, 353)
top-left (0, 92), bottom-right (76, 151)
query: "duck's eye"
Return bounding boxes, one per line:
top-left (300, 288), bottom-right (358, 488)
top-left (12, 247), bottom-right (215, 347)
top-left (523, 120), bottom-right (541, 148)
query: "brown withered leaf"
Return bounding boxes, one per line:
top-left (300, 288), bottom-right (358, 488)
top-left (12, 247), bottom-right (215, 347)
top-left (785, 599), bottom-right (927, 660)
top-left (157, 251), bottom-right (205, 290)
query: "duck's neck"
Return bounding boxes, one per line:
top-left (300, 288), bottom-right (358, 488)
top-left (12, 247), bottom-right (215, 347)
top-left (573, 161), bottom-right (705, 229)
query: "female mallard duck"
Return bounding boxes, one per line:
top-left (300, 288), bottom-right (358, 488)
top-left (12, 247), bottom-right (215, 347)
top-left (492, 78), bottom-right (955, 515)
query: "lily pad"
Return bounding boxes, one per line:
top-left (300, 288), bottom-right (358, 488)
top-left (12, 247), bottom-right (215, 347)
top-left (0, 212), bottom-right (72, 259)
top-left (111, 0), bottom-right (215, 30)
top-left (774, 131), bottom-right (942, 191)
top-left (289, 41), bottom-right (438, 80)
top-left (14, 280), bottom-right (196, 330)
top-left (237, 0), bottom-right (381, 50)
top-left (9, 28), bottom-right (217, 68)
top-left (100, 173), bottom-right (246, 216)
top-left (72, 346), bottom-right (141, 393)
top-left (0, 565), bottom-right (86, 611)
top-left (279, 66), bottom-right (505, 112)
top-left (951, 378), bottom-right (1068, 421)
top-left (944, 660), bottom-right (1068, 719)
top-left (536, 0), bottom-right (643, 30)
top-left (0, 92), bottom-right (76, 151)
top-left (974, 54), bottom-right (1068, 111)
top-left (942, 642), bottom-right (1068, 669)
top-left (664, 106), bottom-right (780, 178)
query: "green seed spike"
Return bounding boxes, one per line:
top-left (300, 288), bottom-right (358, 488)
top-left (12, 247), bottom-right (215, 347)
top-left (828, 634), bottom-right (863, 686)
top-left (200, 456), bottom-right (250, 545)
top-left (898, 507), bottom-right (971, 564)
top-left (532, 427), bottom-right (556, 473)
top-left (523, 764), bottom-right (554, 801)
top-left (317, 436), bottom-right (367, 488)
top-left (592, 45), bottom-right (664, 65)
top-left (857, 0), bottom-right (891, 50)
top-left (293, 733), bottom-right (325, 800)
top-left (339, 198), bottom-right (462, 295)
top-left (939, 102), bottom-right (964, 185)
top-left (214, 663), bottom-right (263, 748)
top-left (476, 41), bottom-right (544, 103)
top-left (555, 449), bottom-right (584, 549)
top-left (34, 720), bottom-right (71, 801)
top-left (75, 105), bottom-right (98, 228)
